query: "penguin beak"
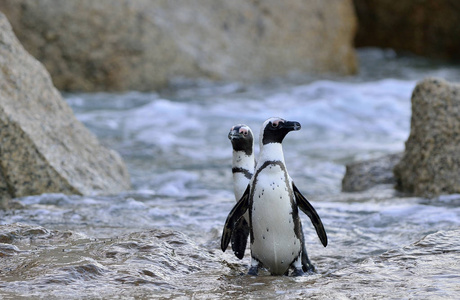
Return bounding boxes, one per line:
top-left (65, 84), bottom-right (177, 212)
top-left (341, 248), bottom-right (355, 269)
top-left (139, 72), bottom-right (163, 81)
top-left (228, 129), bottom-right (242, 140)
top-left (229, 126), bottom-right (252, 140)
top-left (283, 121), bottom-right (301, 131)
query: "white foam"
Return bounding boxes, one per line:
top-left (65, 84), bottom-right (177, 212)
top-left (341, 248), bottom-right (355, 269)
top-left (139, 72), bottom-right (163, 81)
top-left (64, 78), bottom-right (419, 197)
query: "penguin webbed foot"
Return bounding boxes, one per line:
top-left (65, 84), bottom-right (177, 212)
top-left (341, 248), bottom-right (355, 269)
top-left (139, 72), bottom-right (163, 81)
top-left (303, 267), bottom-right (316, 275)
top-left (301, 246), bottom-right (316, 273)
top-left (247, 266), bottom-right (258, 276)
top-left (302, 260), bottom-right (316, 273)
top-left (292, 268), bottom-right (305, 277)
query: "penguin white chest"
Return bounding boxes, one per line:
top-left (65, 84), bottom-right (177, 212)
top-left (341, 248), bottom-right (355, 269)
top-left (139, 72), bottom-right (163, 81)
top-left (233, 173), bottom-right (249, 201)
top-left (250, 164), bottom-right (301, 275)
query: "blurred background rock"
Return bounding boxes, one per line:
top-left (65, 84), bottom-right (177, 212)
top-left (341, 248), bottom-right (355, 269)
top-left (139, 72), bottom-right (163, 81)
top-left (0, 0), bottom-right (357, 92)
top-left (354, 0), bottom-right (460, 60)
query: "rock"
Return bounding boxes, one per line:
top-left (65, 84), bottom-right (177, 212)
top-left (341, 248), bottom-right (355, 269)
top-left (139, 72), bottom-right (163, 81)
top-left (342, 153), bottom-right (402, 192)
top-left (0, 12), bottom-right (131, 200)
top-left (0, 171), bottom-right (11, 209)
top-left (353, 0), bottom-right (460, 59)
top-left (394, 78), bottom-right (460, 197)
top-left (0, 0), bottom-right (357, 92)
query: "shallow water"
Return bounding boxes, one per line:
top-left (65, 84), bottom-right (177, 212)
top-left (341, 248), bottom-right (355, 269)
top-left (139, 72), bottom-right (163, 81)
top-left (2, 49), bottom-right (460, 299)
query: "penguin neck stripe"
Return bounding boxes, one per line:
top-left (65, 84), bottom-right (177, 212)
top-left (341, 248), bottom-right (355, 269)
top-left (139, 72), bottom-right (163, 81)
top-left (256, 160), bottom-right (284, 171)
top-left (232, 167), bottom-right (253, 180)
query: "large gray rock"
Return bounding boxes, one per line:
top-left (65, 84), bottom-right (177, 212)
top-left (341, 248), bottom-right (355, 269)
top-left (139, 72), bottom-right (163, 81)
top-left (0, 0), bottom-right (357, 92)
top-left (342, 153), bottom-right (402, 192)
top-left (0, 12), bottom-right (130, 205)
top-left (394, 78), bottom-right (460, 197)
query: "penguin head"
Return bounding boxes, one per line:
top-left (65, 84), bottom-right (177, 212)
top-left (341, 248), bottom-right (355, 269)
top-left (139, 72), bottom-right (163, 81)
top-left (228, 124), bottom-right (254, 155)
top-left (260, 117), bottom-right (301, 145)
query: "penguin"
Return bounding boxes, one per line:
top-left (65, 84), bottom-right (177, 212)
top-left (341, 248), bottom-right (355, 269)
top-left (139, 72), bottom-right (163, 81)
top-left (222, 117), bottom-right (327, 276)
top-left (228, 124), bottom-right (255, 201)
top-left (227, 124), bottom-right (255, 259)
top-left (227, 124), bottom-right (316, 272)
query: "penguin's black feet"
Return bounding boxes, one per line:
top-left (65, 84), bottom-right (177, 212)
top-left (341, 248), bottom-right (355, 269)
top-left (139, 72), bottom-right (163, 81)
top-left (247, 266), bottom-right (258, 276)
top-left (301, 251), bottom-right (316, 273)
top-left (292, 268), bottom-right (305, 277)
top-left (303, 262), bottom-right (316, 273)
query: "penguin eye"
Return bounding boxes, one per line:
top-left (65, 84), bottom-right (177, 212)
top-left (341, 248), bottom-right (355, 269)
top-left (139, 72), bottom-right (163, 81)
top-left (272, 120), bottom-right (284, 128)
top-left (243, 131), bottom-right (248, 136)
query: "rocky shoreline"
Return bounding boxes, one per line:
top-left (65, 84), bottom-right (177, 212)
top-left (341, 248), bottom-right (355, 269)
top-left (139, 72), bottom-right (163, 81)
top-left (343, 78), bottom-right (460, 198)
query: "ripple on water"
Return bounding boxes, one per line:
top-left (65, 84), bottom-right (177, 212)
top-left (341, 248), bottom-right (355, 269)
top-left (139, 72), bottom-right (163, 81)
top-left (0, 223), bottom-right (231, 298)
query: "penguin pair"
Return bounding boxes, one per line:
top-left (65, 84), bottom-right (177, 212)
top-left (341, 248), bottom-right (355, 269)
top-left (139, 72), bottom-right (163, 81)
top-left (223, 117), bottom-right (327, 276)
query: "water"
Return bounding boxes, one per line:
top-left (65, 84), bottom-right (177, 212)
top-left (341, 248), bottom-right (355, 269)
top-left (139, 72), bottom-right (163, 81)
top-left (1, 48), bottom-right (460, 299)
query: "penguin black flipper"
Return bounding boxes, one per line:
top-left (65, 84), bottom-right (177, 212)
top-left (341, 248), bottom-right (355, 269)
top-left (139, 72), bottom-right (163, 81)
top-left (292, 183), bottom-right (328, 247)
top-left (221, 185), bottom-right (250, 252)
top-left (231, 217), bottom-right (250, 259)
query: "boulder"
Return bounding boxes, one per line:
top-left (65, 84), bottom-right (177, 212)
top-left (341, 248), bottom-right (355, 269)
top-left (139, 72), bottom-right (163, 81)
top-left (0, 0), bottom-right (357, 92)
top-left (0, 12), bottom-right (130, 204)
top-left (342, 153), bottom-right (402, 192)
top-left (394, 78), bottom-right (460, 197)
top-left (353, 0), bottom-right (460, 59)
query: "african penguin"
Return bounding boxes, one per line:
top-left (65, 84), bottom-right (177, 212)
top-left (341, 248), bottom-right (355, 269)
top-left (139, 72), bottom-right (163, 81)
top-left (222, 117), bottom-right (328, 276)
top-left (227, 124), bottom-right (316, 271)
top-left (227, 124), bottom-right (255, 259)
top-left (228, 124), bottom-right (255, 201)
